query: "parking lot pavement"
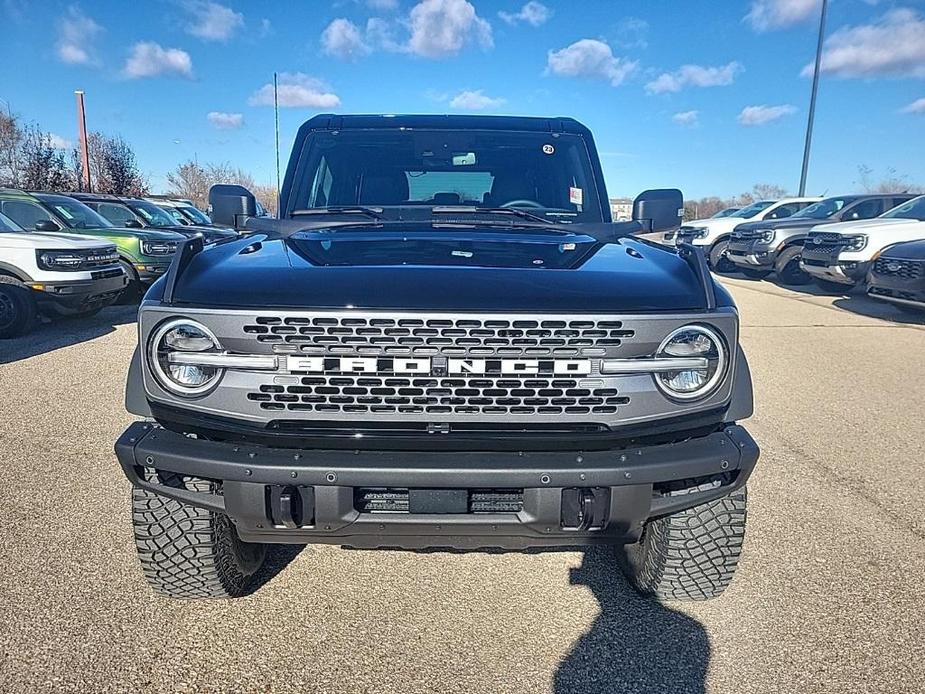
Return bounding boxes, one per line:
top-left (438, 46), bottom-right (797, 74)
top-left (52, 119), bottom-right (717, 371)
top-left (0, 281), bottom-right (923, 694)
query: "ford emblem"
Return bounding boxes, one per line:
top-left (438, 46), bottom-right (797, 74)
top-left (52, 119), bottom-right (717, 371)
top-left (886, 262), bottom-right (902, 272)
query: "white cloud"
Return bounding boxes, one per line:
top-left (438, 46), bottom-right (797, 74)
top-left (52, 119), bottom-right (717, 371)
top-left (802, 9), bottom-right (925, 79)
top-left (614, 17), bottom-right (648, 49)
top-left (738, 104), bottom-right (797, 125)
top-left (745, 0), bottom-right (821, 32)
top-left (182, 1), bottom-right (244, 41)
top-left (499, 2), bottom-right (551, 27)
top-left (248, 73), bottom-right (341, 108)
top-left (56, 6), bottom-right (103, 66)
top-left (546, 39), bottom-right (637, 87)
top-left (46, 133), bottom-right (73, 150)
top-left (449, 89), bottom-right (505, 110)
top-left (207, 111), bottom-right (244, 129)
top-left (123, 42), bottom-right (193, 79)
top-left (407, 0), bottom-right (492, 59)
top-left (322, 18), bottom-right (370, 59)
top-left (646, 62), bottom-right (742, 94)
top-left (901, 97), bottom-right (925, 115)
top-left (672, 110), bottom-right (699, 126)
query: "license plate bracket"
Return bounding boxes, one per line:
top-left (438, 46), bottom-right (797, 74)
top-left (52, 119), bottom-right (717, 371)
top-left (408, 489), bottom-right (468, 514)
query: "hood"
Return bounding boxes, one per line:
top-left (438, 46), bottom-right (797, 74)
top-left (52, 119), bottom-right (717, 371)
top-left (155, 225), bottom-right (236, 242)
top-left (0, 231), bottom-right (117, 250)
top-left (91, 226), bottom-right (186, 241)
top-left (683, 217), bottom-right (743, 232)
top-left (157, 227), bottom-right (718, 312)
top-left (880, 239), bottom-right (925, 260)
top-left (734, 217), bottom-right (831, 234)
top-left (809, 218), bottom-right (918, 235)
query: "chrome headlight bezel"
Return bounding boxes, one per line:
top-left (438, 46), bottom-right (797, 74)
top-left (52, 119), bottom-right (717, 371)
top-left (141, 239), bottom-right (179, 256)
top-left (843, 234), bottom-right (868, 251)
top-left (757, 229), bottom-right (776, 244)
top-left (148, 318), bottom-right (224, 397)
top-left (653, 324), bottom-right (728, 401)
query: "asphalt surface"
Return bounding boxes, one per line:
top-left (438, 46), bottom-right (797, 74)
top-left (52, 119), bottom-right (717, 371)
top-left (1, 278), bottom-right (923, 694)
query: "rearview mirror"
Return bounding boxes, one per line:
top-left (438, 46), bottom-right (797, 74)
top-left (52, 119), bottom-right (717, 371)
top-left (34, 219), bottom-right (60, 232)
top-left (124, 219), bottom-right (143, 229)
top-left (209, 184), bottom-right (256, 230)
top-left (632, 189), bottom-right (683, 233)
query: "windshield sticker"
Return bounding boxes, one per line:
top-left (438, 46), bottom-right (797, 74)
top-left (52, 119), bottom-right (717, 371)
top-left (542, 144), bottom-right (555, 155)
top-left (569, 187), bottom-right (583, 206)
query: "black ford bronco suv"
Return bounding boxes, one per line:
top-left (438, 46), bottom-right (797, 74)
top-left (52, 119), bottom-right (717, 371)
top-left (115, 115), bottom-right (758, 601)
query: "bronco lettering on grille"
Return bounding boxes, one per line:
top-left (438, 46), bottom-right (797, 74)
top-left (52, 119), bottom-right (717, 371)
top-left (285, 356), bottom-right (593, 376)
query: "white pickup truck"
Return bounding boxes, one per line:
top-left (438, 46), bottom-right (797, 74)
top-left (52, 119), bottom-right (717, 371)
top-left (800, 195), bottom-right (925, 292)
top-left (674, 197), bottom-right (821, 272)
top-left (0, 210), bottom-right (126, 338)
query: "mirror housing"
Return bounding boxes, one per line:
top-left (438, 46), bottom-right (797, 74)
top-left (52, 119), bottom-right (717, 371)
top-left (209, 184), bottom-right (257, 230)
top-left (632, 189), bottom-right (683, 232)
top-left (34, 219), bottom-right (60, 232)
top-left (124, 219), bottom-right (143, 228)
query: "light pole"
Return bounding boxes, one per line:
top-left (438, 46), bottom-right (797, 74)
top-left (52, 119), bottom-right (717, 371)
top-left (75, 90), bottom-right (92, 192)
top-left (799, 0), bottom-right (828, 196)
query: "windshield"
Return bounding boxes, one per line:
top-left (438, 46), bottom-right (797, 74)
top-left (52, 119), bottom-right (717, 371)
top-left (730, 201), bottom-right (775, 218)
top-left (793, 197), bottom-right (852, 220)
top-left (178, 205), bottom-right (212, 224)
top-left (0, 211), bottom-right (24, 232)
top-left (160, 206), bottom-right (189, 225)
top-left (129, 200), bottom-right (179, 226)
top-left (712, 207), bottom-right (739, 218)
top-left (36, 195), bottom-right (114, 229)
top-left (290, 128), bottom-right (604, 223)
top-left (881, 195), bottom-right (925, 220)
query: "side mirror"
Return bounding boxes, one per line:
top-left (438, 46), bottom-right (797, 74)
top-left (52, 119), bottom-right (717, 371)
top-left (124, 219), bottom-right (143, 228)
top-left (34, 219), bottom-right (61, 232)
top-left (632, 189), bottom-right (683, 233)
top-left (209, 184), bottom-right (256, 230)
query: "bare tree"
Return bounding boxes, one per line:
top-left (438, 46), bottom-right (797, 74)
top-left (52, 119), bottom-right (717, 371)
top-left (854, 165), bottom-right (918, 194)
top-left (0, 111), bottom-right (24, 187)
top-left (19, 124), bottom-right (74, 192)
top-left (167, 159), bottom-right (276, 214)
top-left (166, 160), bottom-right (210, 207)
top-left (750, 183), bottom-right (789, 200)
top-left (73, 132), bottom-right (147, 195)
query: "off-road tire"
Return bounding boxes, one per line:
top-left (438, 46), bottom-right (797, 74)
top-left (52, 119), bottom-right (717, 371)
top-left (618, 487), bottom-right (747, 601)
top-left (0, 275), bottom-right (37, 339)
top-left (132, 471), bottom-right (267, 599)
top-left (741, 268), bottom-right (771, 280)
top-left (775, 246), bottom-right (811, 285)
top-left (708, 240), bottom-right (735, 274)
top-left (813, 278), bottom-right (852, 294)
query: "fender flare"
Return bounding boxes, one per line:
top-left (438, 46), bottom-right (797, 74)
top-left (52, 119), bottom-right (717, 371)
top-left (125, 347), bottom-right (153, 417)
top-left (726, 348), bottom-right (754, 422)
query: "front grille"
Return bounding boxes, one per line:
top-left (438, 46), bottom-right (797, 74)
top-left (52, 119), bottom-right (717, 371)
top-left (90, 267), bottom-right (125, 280)
top-left (809, 232), bottom-right (844, 244)
top-left (248, 374), bottom-right (629, 416)
top-left (245, 316), bottom-right (634, 358)
top-left (354, 488), bottom-right (524, 513)
top-left (873, 258), bottom-right (923, 279)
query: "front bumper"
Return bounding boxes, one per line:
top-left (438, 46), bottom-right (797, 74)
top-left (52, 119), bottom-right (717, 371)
top-left (727, 240), bottom-right (775, 269)
top-left (800, 254), bottom-right (869, 286)
top-left (115, 421), bottom-right (759, 549)
top-left (868, 271), bottom-right (925, 311)
top-left (134, 261), bottom-right (172, 284)
top-left (32, 270), bottom-right (127, 315)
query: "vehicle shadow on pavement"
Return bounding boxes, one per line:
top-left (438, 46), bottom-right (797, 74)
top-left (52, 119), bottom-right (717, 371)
top-left (553, 548), bottom-right (709, 694)
top-left (0, 304), bottom-right (138, 365)
top-left (247, 544), bottom-right (306, 594)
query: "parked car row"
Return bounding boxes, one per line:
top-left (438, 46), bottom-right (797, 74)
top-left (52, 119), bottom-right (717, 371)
top-left (670, 193), bottom-right (925, 317)
top-left (0, 189), bottom-right (237, 338)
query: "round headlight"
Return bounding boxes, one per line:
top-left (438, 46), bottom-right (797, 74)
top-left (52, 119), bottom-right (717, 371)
top-left (654, 325), bottom-right (727, 401)
top-left (149, 318), bottom-right (222, 396)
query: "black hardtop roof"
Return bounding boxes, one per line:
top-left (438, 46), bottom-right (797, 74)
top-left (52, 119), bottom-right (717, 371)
top-left (297, 113), bottom-right (594, 138)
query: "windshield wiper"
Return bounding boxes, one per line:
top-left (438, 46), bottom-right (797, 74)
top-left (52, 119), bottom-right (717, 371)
top-left (291, 206), bottom-right (383, 220)
top-left (431, 206), bottom-right (554, 225)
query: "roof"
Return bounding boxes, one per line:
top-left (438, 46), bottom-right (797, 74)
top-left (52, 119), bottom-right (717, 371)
top-left (297, 113), bottom-right (594, 137)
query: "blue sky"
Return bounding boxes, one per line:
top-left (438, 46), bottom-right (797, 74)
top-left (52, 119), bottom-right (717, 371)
top-left (2, 0), bottom-right (924, 199)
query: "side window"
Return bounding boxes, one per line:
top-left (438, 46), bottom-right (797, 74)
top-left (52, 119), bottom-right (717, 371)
top-left (764, 204), bottom-right (798, 220)
top-left (891, 197), bottom-right (911, 211)
top-left (307, 156), bottom-right (333, 207)
top-left (846, 199), bottom-right (882, 220)
top-left (0, 200), bottom-right (53, 229)
top-left (98, 203), bottom-right (136, 225)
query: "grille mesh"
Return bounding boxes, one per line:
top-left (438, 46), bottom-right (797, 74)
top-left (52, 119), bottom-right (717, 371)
top-left (247, 374), bottom-right (628, 416)
top-left (244, 316), bottom-right (634, 358)
top-left (873, 258), bottom-right (922, 279)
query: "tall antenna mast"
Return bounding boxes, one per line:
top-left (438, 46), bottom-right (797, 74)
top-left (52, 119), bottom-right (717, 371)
top-left (75, 90), bottom-right (92, 192)
top-left (274, 72), bottom-right (281, 215)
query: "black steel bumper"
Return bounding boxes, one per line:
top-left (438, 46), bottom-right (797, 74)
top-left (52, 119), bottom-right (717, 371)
top-left (33, 271), bottom-right (127, 315)
top-left (115, 421), bottom-right (759, 550)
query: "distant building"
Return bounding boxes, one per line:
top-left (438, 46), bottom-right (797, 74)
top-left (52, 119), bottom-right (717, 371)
top-left (610, 198), bottom-right (633, 221)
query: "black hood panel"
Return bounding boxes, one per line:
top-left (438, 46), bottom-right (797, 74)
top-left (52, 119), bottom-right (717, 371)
top-left (160, 229), bottom-right (715, 312)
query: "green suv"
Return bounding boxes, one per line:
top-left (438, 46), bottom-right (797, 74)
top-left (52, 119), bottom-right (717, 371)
top-left (0, 189), bottom-right (184, 296)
